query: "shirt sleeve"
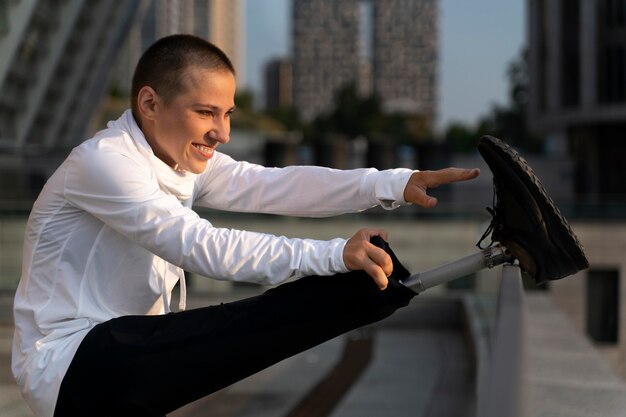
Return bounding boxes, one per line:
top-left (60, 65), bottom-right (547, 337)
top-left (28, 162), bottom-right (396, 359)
top-left (62, 145), bottom-right (348, 284)
top-left (193, 152), bottom-right (415, 216)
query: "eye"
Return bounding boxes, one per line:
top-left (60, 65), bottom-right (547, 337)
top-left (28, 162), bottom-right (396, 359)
top-left (197, 110), bottom-right (213, 117)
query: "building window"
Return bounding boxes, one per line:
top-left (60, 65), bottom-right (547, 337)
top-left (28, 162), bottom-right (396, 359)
top-left (586, 269), bottom-right (620, 344)
top-left (532, 0), bottom-right (550, 113)
top-left (560, 0), bottom-right (580, 107)
top-left (598, 0), bottom-right (626, 103)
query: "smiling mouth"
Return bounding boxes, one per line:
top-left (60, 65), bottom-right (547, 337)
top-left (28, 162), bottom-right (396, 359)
top-left (192, 143), bottom-right (215, 159)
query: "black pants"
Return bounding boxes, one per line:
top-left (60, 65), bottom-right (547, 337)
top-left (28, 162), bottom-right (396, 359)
top-left (54, 238), bottom-right (416, 417)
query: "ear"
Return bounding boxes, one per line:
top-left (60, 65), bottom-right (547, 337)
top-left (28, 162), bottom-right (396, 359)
top-left (137, 86), bottom-right (159, 121)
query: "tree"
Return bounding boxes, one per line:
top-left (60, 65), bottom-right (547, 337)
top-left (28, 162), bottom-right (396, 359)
top-left (266, 106), bottom-right (302, 132)
top-left (314, 83), bottom-right (384, 139)
top-left (235, 89), bottom-right (255, 111)
top-left (307, 83), bottom-right (432, 143)
top-left (477, 48), bottom-right (545, 153)
top-left (445, 122), bottom-right (477, 154)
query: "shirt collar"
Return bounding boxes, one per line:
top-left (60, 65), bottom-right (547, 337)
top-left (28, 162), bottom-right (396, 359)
top-left (108, 109), bottom-right (197, 202)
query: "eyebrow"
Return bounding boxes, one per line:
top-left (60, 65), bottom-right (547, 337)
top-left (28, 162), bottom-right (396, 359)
top-left (193, 104), bottom-right (236, 112)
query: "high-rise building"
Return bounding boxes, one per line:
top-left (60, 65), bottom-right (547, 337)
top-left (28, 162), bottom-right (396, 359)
top-left (527, 0), bottom-right (626, 206)
top-left (292, 0), bottom-right (361, 121)
top-left (291, 0), bottom-right (438, 126)
top-left (113, 0), bottom-right (244, 91)
top-left (372, 0), bottom-right (437, 120)
top-left (193, 0), bottom-right (243, 82)
top-left (265, 58), bottom-right (293, 110)
top-left (526, 0), bottom-right (626, 380)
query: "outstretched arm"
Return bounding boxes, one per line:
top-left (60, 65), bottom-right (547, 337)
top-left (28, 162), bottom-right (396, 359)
top-left (194, 153), bottom-right (415, 216)
top-left (344, 167), bottom-right (480, 290)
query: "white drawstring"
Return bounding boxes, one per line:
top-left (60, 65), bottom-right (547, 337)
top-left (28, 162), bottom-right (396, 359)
top-left (161, 261), bottom-right (171, 314)
top-left (160, 261), bottom-right (187, 312)
top-left (178, 269), bottom-right (187, 311)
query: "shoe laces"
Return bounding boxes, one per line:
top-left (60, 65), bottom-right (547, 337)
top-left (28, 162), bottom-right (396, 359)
top-left (476, 180), bottom-right (500, 249)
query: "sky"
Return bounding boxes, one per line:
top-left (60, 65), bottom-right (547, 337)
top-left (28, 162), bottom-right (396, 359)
top-left (243, 0), bottom-right (525, 131)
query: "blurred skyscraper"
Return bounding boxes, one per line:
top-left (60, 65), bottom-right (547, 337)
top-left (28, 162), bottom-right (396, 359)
top-left (292, 0), bottom-right (362, 121)
top-left (527, 0), bottom-right (626, 376)
top-left (114, 0), bottom-right (244, 92)
top-left (0, 0), bottom-right (141, 152)
top-left (193, 0), bottom-right (243, 78)
top-left (372, 0), bottom-right (437, 119)
top-left (291, 0), bottom-right (438, 127)
top-left (527, 0), bottom-right (626, 208)
top-left (265, 58), bottom-right (293, 110)
top-left (0, 0), bottom-right (243, 201)
top-left (0, 0), bottom-right (141, 203)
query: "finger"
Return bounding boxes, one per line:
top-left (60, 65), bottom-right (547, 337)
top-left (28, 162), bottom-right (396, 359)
top-left (362, 257), bottom-right (389, 290)
top-left (404, 168), bottom-right (479, 208)
top-left (407, 188), bottom-right (437, 208)
top-left (403, 181), bottom-right (437, 208)
top-left (362, 228), bottom-right (388, 242)
top-left (366, 242), bottom-right (393, 277)
top-left (424, 167), bottom-right (480, 188)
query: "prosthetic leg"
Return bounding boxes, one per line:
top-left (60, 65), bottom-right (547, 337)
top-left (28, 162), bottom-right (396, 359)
top-left (401, 135), bottom-right (589, 293)
top-left (400, 244), bottom-right (515, 293)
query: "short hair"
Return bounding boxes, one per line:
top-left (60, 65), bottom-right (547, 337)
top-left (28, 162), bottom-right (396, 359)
top-left (131, 34), bottom-right (235, 117)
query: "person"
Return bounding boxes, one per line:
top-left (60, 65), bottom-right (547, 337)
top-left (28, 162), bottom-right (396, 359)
top-left (12, 34), bottom-right (479, 417)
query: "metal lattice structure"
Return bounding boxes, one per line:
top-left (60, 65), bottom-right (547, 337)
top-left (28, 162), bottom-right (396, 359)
top-left (0, 0), bottom-right (141, 153)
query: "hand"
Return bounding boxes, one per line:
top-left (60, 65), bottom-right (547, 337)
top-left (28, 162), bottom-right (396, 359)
top-left (343, 228), bottom-right (393, 290)
top-left (404, 168), bottom-right (480, 208)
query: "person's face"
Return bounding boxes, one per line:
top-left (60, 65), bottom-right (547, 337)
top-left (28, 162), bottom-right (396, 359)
top-left (142, 67), bottom-right (236, 174)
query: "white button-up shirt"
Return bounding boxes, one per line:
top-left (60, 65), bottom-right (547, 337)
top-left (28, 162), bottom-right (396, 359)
top-left (12, 110), bottom-right (413, 416)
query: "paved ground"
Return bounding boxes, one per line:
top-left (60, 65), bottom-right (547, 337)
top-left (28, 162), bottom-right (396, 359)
top-left (525, 294), bottom-right (626, 417)
top-left (3, 290), bottom-right (626, 417)
top-left (1, 291), bottom-right (474, 417)
top-left (0, 321), bottom-right (30, 417)
top-left (170, 294), bottom-right (474, 417)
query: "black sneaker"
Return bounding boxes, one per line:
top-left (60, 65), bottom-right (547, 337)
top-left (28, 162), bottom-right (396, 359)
top-left (477, 135), bottom-right (589, 284)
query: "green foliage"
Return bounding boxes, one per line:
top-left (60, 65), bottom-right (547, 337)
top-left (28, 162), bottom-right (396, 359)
top-left (229, 90), bottom-right (289, 131)
top-left (445, 122), bottom-right (477, 154)
top-left (108, 81), bottom-right (129, 99)
top-left (304, 83), bottom-right (432, 144)
top-left (326, 84), bottom-right (383, 138)
top-left (235, 89), bottom-right (255, 111)
top-left (477, 103), bottom-right (545, 154)
top-left (266, 106), bottom-right (302, 131)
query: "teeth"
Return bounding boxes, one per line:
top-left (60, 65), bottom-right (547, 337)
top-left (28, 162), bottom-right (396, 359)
top-left (194, 144), bottom-right (213, 154)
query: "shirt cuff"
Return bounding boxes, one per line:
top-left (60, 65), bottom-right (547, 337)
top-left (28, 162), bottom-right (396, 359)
top-left (362, 168), bottom-right (416, 210)
top-left (332, 238), bottom-right (349, 273)
top-left (299, 238), bottom-right (349, 277)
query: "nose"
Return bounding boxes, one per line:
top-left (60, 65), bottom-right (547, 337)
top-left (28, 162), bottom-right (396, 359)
top-left (209, 123), bottom-right (229, 144)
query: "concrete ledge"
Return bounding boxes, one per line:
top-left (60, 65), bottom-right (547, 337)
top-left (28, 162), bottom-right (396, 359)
top-left (525, 293), bottom-right (626, 417)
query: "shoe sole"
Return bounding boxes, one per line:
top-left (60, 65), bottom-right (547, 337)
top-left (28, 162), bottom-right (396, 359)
top-left (478, 135), bottom-right (589, 282)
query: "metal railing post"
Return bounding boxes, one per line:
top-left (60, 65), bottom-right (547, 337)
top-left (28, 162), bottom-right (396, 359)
top-left (476, 264), bottom-right (527, 417)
